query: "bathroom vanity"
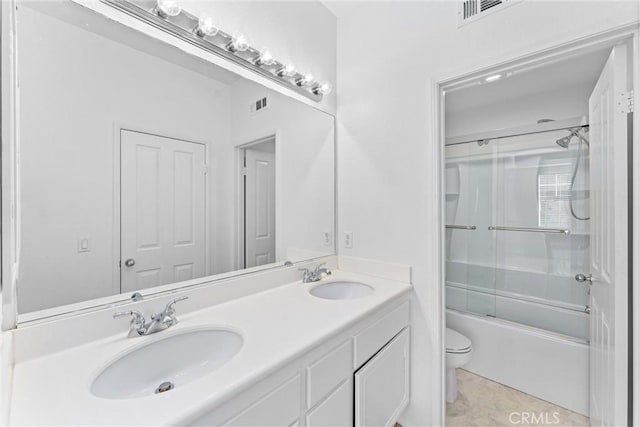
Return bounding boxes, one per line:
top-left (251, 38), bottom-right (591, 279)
top-left (7, 265), bottom-right (411, 426)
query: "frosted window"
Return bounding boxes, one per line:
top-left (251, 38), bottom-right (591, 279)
top-left (538, 173), bottom-right (571, 228)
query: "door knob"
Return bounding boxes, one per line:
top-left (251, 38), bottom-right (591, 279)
top-left (124, 258), bottom-right (136, 267)
top-left (575, 273), bottom-right (592, 283)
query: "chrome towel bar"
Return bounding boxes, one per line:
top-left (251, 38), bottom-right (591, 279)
top-left (445, 225), bottom-right (477, 230)
top-left (488, 226), bottom-right (570, 235)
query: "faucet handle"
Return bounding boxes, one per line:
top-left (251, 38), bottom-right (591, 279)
top-left (298, 267), bottom-right (311, 277)
top-left (298, 267), bottom-right (313, 280)
top-left (164, 296), bottom-right (188, 315)
top-left (113, 310), bottom-right (146, 327)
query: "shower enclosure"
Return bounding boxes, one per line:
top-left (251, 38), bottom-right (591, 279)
top-left (445, 122), bottom-right (591, 341)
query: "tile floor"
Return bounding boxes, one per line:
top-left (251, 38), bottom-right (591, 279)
top-left (446, 369), bottom-right (590, 426)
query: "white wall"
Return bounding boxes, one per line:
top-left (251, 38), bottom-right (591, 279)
top-left (335, 2), bottom-right (640, 424)
top-left (230, 79), bottom-right (335, 263)
top-left (18, 5), bottom-right (232, 312)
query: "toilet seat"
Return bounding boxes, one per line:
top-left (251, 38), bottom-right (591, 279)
top-left (446, 328), bottom-right (472, 354)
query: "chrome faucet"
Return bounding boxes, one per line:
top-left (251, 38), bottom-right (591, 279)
top-left (113, 296), bottom-right (188, 338)
top-left (300, 263), bottom-right (332, 283)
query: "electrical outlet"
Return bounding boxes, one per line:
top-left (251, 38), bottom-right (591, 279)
top-left (323, 231), bottom-right (332, 246)
top-left (344, 231), bottom-right (353, 249)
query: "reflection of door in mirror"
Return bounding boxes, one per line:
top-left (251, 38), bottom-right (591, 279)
top-left (242, 138), bottom-right (276, 268)
top-left (120, 130), bottom-right (207, 292)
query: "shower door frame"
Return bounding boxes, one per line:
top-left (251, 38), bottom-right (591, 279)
top-left (430, 25), bottom-right (640, 425)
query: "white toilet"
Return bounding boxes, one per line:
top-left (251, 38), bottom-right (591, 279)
top-left (445, 327), bottom-right (473, 403)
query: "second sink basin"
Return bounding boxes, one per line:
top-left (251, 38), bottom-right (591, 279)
top-left (91, 328), bottom-right (243, 399)
top-left (310, 281), bottom-right (374, 300)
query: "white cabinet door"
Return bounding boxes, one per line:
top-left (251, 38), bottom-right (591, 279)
top-left (355, 327), bottom-right (410, 427)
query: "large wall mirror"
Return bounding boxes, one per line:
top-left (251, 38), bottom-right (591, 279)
top-left (13, 1), bottom-right (335, 318)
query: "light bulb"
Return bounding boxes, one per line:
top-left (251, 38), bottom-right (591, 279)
top-left (276, 64), bottom-right (297, 77)
top-left (296, 73), bottom-right (315, 87)
top-left (254, 49), bottom-right (275, 66)
top-left (196, 15), bottom-right (219, 37)
top-left (312, 81), bottom-right (332, 95)
top-left (226, 35), bottom-right (249, 52)
top-left (155, 0), bottom-right (181, 18)
top-left (484, 74), bottom-right (502, 82)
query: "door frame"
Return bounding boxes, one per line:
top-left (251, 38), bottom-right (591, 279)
top-left (432, 25), bottom-right (640, 425)
top-left (112, 124), bottom-right (211, 295)
top-left (235, 134), bottom-right (280, 270)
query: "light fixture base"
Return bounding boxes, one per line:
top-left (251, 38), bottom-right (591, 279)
top-left (101, 0), bottom-right (326, 103)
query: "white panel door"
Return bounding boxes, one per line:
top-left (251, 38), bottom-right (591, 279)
top-left (121, 130), bottom-right (206, 292)
top-left (355, 327), bottom-right (410, 427)
top-left (244, 147), bottom-right (276, 268)
top-left (587, 45), bottom-right (629, 427)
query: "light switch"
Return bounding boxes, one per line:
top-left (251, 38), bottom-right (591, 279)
top-left (78, 237), bottom-right (91, 253)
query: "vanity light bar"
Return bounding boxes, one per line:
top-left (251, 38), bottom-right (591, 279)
top-left (100, 0), bottom-right (332, 102)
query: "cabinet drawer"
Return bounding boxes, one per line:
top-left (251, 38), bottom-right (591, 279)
top-left (225, 375), bottom-right (301, 426)
top-left (306, 379), bottom-right (353, 427)
top-left (355, 327), bottom-right (410, 427)
top-left (354, 301), bottom-right (410, 368)
top-left (307, 340), bottom-right (352, 408)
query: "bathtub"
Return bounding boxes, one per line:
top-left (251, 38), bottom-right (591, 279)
top-left (446, 309), bottom-right (589, 416)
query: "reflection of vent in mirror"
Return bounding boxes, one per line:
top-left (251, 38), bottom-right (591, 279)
top-left (251, 97), bottom-right (269, 114)
top-left (537, 173), bottom-right (571, 229)
top-left (458, 0), bottom-right (522, 26)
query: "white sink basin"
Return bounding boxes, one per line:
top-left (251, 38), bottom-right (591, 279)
top-left (91, 328), bottom-right (243, 399)
top-left (310, 281), bottom-right (374, 300)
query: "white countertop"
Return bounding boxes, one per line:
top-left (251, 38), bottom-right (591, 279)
top-left (9, 270), bottom-right (411, 426)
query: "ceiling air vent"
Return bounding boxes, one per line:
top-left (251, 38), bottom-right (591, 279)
top-left (459, 0), bottom-right (522, 26)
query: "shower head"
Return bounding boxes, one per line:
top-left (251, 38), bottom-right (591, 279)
top-left (556, 127), bottom-right (589, 149)
top-left (556, 136), bottom-right (571, 149)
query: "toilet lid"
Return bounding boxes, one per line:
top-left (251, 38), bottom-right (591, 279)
top-left (446, 328), bottom-right (471, 352)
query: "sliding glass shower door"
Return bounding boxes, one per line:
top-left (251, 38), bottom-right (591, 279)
top-left (445, 126), bottom-right (591, 341)
top-left (445, 139), bottom-right (498, 318)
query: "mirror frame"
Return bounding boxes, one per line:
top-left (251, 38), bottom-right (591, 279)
top-left (0, 0), bottom-right (336, 330)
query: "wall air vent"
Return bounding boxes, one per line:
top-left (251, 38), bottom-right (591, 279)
top-left (458, 0), bottom-right (523, 26)
top-left (250, 96), bottom-right (269, 114)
